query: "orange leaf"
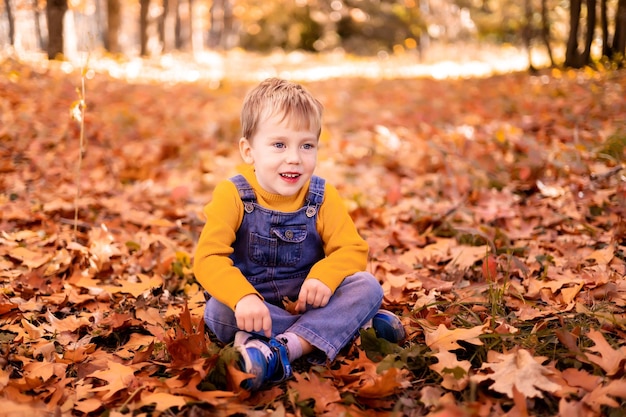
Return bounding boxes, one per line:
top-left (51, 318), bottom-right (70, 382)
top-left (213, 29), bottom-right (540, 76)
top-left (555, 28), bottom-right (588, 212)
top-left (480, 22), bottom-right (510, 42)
top-left (88, 361), bottom-right (136, 400)
top-left (424, 323), bottom-right (487, 352)
top-left (140, 392), bottom-right (188, 412)
top-left (288, 373), bottom-right (341, 414)
top-left (584, 329), bottom-right (626, 376)
top-left (356, 367), bottom-right (406, 399)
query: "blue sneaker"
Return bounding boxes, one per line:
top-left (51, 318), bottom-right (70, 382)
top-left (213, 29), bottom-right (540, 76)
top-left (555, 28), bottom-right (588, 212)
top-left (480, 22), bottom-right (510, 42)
top-left (234, 331), bottom-right (293, 391)
top-left (371, 310), bottom-right (406, 344)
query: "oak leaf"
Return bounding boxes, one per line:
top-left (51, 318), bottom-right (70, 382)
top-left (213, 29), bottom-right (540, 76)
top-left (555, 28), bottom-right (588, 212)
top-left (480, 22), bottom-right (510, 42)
top-left (582, 379), bottom-right (626, 412)
top-left (424, 323), bottom-right (487, 352)
top-left (471, 349), bottom-right (561, 398)
top-left (429, 351), bottom-right (471, 391)
top-left (584, 329), bottom-right (626, 376)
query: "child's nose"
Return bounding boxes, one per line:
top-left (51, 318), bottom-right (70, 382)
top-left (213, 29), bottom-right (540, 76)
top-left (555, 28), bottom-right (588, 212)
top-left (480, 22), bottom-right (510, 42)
top-left (286, 148), bottom-right (302, 163)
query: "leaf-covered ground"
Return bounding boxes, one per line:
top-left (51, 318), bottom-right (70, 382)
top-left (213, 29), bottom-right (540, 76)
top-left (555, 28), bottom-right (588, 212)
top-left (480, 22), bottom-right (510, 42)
top-left (1, 53), bottom-right (625, 417)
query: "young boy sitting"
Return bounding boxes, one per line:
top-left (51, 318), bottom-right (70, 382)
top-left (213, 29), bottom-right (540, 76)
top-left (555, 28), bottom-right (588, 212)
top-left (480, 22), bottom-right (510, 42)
top-left (193, 78), bottom-right (405, 391)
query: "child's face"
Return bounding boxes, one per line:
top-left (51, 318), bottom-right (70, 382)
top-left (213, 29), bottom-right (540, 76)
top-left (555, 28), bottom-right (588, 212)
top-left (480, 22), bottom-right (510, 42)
top-left (239, 112), bottom-right (318, 196)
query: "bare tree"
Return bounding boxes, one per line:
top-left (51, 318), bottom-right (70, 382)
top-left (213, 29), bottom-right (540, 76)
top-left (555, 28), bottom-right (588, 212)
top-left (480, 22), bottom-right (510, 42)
top-left (46, 0), bottom-right (68, 59)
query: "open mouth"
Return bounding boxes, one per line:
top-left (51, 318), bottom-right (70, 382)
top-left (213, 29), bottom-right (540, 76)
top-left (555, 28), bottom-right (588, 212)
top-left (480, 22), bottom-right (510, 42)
top-left (280, 173), bottom-right (300, 179)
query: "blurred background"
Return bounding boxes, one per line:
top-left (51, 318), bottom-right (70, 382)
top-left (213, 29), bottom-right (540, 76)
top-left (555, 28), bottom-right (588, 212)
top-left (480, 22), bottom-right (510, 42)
top-left (0, 0), bottom-right (625, 74)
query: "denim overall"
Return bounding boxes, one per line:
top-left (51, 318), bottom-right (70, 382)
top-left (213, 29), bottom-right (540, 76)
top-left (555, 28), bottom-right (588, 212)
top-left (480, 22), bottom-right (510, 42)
top-left (204, 175), bottom-right (384, 361)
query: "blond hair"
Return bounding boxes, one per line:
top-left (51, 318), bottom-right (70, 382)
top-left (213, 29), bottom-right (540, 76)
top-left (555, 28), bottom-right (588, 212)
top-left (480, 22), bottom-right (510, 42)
top-left (241, 78), bottom-right (323, 141)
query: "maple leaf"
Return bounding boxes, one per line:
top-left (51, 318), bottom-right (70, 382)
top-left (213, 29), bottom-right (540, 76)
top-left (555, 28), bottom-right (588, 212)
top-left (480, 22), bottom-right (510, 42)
top-left (88, 360), bottom-right (136, 400)
top-left (165, 300), bottom-right (208, 367)
top-left (471, 349), bottom-right (562, 398)
top-left (287, 372), bottom-right (341, 414)
top-left (356, 366), bottom-right (406, 399)
top-left (583, 329), bottom-right (626, 376)
top-left (424, 323), bottom-right (487, 352)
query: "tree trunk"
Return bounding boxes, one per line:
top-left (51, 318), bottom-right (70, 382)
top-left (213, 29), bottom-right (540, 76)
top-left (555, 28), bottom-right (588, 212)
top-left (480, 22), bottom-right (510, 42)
top-left (33, 0), bottom-right (44, 49)
top-left (175, 0), bottom-right (182, 49)
top-left (600, 0), bottom-right (610, 56)
top-left (46, 0), bottom-right (68, 59)
top-left (4, 0), bottom-right (15, 45)
top-left (106, 0), bottom-right (121, 53)
top-left (188, 0), bottom-right (195, 52)
top-left (522, 0), bottom-right (535, 71)
top-left (581, 0), bottom-right (597, 64)
top-left (540, 0), bottom-right (555, 66)
top-left (565, 0), bottom-right (584, 67)
top-left (140, 0), bottom-right (150, 56)
top-left (614, 0), bottom-right (626, 58)
top-left (161, 0), bottom-right (178, 51)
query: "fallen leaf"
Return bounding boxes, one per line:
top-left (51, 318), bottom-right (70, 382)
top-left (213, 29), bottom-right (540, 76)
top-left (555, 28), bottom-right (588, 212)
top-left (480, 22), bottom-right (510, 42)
top-left (471, 349), bottom-right (561, 398)
top-left (424, 324), bottom-right (487, 352)
top-left (429, 351), bottom-right (471, 391)
top-left (584, 329), bottom-right (626, 376)
top-left (288, 373), bottom-right (341, 414)
top-left (88, 361), bottom-right (136, 400)
top-left (140, 392), bottom-right (188, 412)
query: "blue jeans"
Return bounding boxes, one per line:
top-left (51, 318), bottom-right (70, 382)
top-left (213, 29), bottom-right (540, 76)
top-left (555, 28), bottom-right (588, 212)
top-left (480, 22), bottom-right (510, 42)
top-left (204, 271), bottom-right (383, 361)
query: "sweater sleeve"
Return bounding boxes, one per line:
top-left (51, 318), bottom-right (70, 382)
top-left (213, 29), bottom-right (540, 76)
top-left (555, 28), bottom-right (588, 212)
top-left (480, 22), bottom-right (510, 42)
top-left (308, 183), bottom-right (370, 292)
top-left (192, 180), bottom-right (260, 310)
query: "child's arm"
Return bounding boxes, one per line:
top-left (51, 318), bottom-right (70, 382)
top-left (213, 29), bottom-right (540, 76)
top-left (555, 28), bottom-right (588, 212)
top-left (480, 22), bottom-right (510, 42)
top-left (193, 180), bottom-right (261, 310)
top-left (307, 183), bottom-right (370, 292)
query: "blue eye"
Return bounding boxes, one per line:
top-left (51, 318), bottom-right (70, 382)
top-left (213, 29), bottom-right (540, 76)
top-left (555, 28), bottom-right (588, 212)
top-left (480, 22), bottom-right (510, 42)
top-left (302, 143), bottom-right (315, 150)
top-left (273, 143), bottom-right (285, 149)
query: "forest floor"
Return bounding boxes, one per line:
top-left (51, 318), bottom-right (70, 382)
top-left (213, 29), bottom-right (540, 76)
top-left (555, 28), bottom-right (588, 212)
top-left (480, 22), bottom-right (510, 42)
top-left (0, 49), bottom-right (625, 417)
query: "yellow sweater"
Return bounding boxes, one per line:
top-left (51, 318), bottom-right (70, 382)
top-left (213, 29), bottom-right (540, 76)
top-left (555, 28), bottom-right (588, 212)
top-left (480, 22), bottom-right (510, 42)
top-left (193, 165), bottom-right (369, 310)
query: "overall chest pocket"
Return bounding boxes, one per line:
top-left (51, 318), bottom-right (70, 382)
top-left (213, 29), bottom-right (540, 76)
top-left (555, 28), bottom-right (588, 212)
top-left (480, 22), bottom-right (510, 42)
top-left (249, 225), bottom-right (307, 267)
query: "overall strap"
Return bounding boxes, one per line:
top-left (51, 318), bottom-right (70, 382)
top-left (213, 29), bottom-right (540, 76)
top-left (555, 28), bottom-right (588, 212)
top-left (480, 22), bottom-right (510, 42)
top-left (305, 175), bottom-right (325, 217)
top-left (229, 175), bottom-right (256, 213)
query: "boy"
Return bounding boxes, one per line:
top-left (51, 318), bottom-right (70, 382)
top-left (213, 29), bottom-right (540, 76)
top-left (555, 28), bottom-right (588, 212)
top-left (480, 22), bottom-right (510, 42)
top-left (193, 78), bottom-right (405, 391)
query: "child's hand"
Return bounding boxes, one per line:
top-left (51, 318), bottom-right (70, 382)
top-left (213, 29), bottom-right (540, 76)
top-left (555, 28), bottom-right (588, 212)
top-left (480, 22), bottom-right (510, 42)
top-left (296, 279), bottom-right (331, 313)
top-left (235, 294), bottom-right (272, 338)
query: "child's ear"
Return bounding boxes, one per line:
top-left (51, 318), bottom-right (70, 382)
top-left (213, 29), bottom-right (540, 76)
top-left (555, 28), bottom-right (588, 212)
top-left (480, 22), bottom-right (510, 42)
top-left (239, 137), bottom-right (254, 164)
